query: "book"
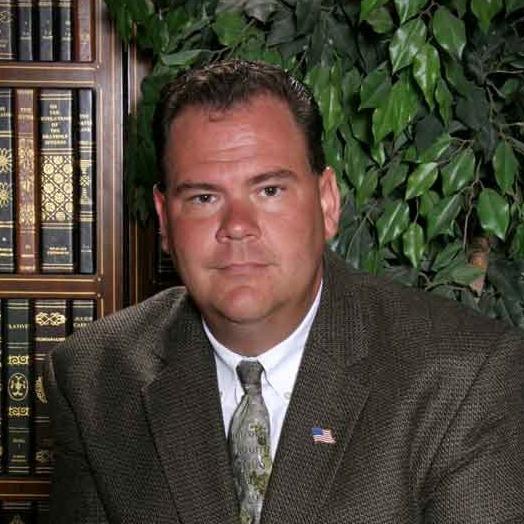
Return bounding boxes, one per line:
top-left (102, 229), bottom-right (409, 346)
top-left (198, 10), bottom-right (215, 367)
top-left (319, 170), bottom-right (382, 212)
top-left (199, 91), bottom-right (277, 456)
top-left (0, 0), bottom-right (14, 60)
top-left (71, 298), bottom-right (96, 330)
top-left (0, 87), bottom-right (14, 272)
top-left (35, 500), bottom-right (50, 523)
top-left (39, 88), bottom-right (75, 273)
top-left (15, 88), bottom-right (39, 273)
top-left (2, 501), bottom-right (35, 523)
top-left (0, 299), bottom-right (3, 473)
top-left (74, 0), bottom-right (93, 61)
top-left (56, 0), bottom-right (72, 61)
top-left (16, 0), bottom-right (35, 61)
top-left (4, 298), bottom-right (32, 475)
top-left (33, 299), bottom-right (67, 474)
top-left (37, 0), bottom-right (54, 61)
top-left (77, 89), bottom-right (96, 273)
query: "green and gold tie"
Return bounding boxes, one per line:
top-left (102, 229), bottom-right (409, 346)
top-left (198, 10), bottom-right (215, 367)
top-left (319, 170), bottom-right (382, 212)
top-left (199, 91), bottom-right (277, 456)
top-left (229, 360), bottom-right (273, 524)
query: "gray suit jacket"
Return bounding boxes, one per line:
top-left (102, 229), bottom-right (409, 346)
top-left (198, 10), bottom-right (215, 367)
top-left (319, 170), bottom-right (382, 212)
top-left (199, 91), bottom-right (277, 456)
top-left (44, 250), bottom-right (524, 523)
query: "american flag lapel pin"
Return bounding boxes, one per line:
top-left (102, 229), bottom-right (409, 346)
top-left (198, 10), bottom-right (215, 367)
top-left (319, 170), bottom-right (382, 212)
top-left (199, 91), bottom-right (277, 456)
top-left (311, 426), bottom-right (336, 444)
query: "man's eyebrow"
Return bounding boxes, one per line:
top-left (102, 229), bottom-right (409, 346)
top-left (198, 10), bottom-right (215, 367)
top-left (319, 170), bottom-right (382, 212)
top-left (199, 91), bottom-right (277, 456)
top-left (250, 169), bottom-right (297, 185)
top-left (172, 182), bottom-right (220, 195)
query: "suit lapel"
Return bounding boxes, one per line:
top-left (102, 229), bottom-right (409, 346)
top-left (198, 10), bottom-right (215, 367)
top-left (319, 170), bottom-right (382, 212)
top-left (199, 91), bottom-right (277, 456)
top-left (262, 252), bottom-right (373, 524)
top-left (141, 297), bottom-right (239, 524)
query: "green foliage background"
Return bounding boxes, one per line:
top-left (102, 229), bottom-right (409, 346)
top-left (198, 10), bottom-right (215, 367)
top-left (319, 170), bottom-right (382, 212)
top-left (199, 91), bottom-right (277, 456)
top-left (104, 0), bottom-right (524, 327)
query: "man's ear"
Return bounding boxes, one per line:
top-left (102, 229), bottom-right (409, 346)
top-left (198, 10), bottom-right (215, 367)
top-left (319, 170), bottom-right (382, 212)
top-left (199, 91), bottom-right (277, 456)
top-left (153, 184), bottom-right (170, 254)
top-left (318, 166), bottom-right (341, 240)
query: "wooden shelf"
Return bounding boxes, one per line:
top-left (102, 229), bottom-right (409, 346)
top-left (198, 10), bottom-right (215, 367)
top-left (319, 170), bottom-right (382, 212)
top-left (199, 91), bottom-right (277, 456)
top-left (0, 478), bottom-right (50, 500)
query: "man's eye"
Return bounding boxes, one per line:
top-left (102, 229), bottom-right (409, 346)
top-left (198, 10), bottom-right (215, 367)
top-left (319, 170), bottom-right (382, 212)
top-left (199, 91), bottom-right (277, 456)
top-left (261, 186), bottom-right (282, 197)
top-left (190, 194), bottom-right (215, 204)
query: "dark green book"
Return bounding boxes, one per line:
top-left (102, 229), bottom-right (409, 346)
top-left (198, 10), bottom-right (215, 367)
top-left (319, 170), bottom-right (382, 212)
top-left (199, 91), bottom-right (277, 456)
top-left (39, 89), bottom-right (75, 273)
top-left (0, 0), bottom-right (14, 60)
top-left (2, 501), bottom-right (35, 523)
top-left (0, 88), bottom-right (14, 272)
top-left (71, 299), bottom-right (96, 331)
top-left (33, 299), bottom-right (67, 474)
top-left (16, 0), bottom-right (35, 61)
top-left (37, 0), bottom-right (53, 61)
top-left (76, 89), bottom-right (96, 273)
top-left (56, 0), bottom-right (72, 61)
top-left (5, 298), bottom-right (32, 475)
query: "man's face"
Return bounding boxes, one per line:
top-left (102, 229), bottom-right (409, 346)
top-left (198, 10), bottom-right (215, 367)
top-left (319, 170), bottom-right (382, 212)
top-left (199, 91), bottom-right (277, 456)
top-left (154, 94), bottom-right (340, 351)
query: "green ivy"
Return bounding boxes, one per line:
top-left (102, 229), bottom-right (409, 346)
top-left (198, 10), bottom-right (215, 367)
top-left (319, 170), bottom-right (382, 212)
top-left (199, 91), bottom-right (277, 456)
top-left (105, 0), bottom-right (524, 327)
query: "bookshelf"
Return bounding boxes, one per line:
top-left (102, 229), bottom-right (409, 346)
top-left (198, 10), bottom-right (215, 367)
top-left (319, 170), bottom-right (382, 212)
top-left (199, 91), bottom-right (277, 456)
top-left (0, 0), bottom-right (124, 516)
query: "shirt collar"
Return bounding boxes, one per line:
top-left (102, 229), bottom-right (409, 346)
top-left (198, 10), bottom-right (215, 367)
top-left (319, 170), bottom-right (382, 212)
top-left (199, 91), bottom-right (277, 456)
top-left (204, 282), bottom-right (322, 401)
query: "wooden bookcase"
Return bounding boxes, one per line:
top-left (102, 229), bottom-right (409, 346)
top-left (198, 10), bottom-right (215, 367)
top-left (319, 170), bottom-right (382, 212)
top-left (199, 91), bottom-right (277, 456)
top-left (0, 0), bottom-right (124, 506)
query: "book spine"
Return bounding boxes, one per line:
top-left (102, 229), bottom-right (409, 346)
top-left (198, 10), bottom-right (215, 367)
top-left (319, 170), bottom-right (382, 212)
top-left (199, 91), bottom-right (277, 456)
top-left (0, 0), bottom-right (14, 60)
top-left (71, 299), bottom-right (95, 331)
top-left (39, 88), bottom-right (75, 273)
top-left (37, 0), bottom-right (54, 61)
top-left (16, 0), bottom-right (35, 61)
top-left (5, 298), bottom-right (32, 475)
top-left (0, 88), bottom-right (15, 272)
top-left (15, 88), bottom-right (39, 273)
top-left (33, 299), bottom-right (67, 474)
top-left (74, 0), bottom-right (93, 61)
top-left (56, 0), bottom-right (72, 61)
top-left (77, 89), bottom-right (96, 274)
top-left (35, 500), bottom-right (50, 523)
top-left (2, 501), bottom-right (35, 522)
top-left (0, 299), bottom-right (3, 474)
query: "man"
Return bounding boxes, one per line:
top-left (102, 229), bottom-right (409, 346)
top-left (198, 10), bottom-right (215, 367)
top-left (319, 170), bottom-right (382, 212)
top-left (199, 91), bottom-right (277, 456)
top-left (44, 60), bottom-right (524, 523)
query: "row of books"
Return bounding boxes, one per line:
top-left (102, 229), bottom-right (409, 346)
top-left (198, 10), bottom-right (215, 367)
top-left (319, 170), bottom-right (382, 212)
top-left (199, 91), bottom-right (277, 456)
top-left (2, 500), bottom-right (49, 523)
top-left (0, 87), bottom-right (96, 274)
top-left (0, 298), bottom-right (96, 476)
top-left (0, 0), bottom-right (93, 62)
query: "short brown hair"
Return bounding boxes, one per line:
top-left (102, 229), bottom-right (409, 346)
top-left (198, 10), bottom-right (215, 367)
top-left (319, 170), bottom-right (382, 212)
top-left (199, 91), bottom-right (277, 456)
top-left (153, 59), bottom-right (326, 186)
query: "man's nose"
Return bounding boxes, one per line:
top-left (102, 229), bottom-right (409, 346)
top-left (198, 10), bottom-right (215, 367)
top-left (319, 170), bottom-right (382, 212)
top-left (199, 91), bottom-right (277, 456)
top-left (216, 199), bottom-right (260, 242)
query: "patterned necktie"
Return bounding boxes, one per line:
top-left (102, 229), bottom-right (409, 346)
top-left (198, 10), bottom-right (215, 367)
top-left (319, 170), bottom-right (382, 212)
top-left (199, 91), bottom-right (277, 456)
top-left (229, 360), bottom-right (273, 524)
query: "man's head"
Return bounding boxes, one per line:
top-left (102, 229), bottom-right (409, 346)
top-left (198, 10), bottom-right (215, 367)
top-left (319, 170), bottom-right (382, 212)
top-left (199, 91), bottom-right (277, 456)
top-left (153, 59), bottom-right (326, 188)
top-left (153, 60), bottom-right (340, 354)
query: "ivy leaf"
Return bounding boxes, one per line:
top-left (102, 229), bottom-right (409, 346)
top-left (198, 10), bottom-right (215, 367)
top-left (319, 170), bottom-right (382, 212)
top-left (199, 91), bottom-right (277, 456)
top-left (426, 194), bottom-right (462, 239)
top-left (213, 12), bottom-right (246, 46)
top-left (393, 0), bottom-right (429, 23)
top-left (433, 241), bottom-right (462, 270)
top-left (506, 0), bottom-right (524, 14)
top-left (356, 169), bottom-right (379, 209)
top-left (360, 63), bottom-right (391, 110)
top-left (435, 78), bottom-right (453, 125)
top-left (296, 0), bottom-right (321, 35)
top-left (471, 0), bottom-right (503, 33)
top-left (493, 140), bottom-right (518, 193)
top-left (510, 223), bottom-right (524, 258)
top-left (432, 6), bottom-right (466, 60)
top-left (266, 8), bottom-right (295, 46)
top-left (360, 0), bottom-right (389, 22)
top-left (412, 42), bottom-right (440, 110)
top-left (389, 19), bottom-right (427, 73)
top-left (419, 132), bottom-right (451, 163)
top-left (419, 190), bottom-right (440, 217)
top-left (244, 0), bottom-right (277, 23)
top-left (318, 82), bottom-right (342, 134)
top-left (477, 188), bottom-right (510, 240)
top-left (390, 75), bottom-right (420, 136)
top-left (441, 149), bottom-right (476, 196)
top-left (365, 6), bottom-right (395, 33)
top-left (381, 162), bottom-right (409, 197)
top-left (160, 49), bottom-right (202, 66)
top-left (402, 222), bottom-right (425, 268)
top-left (405, 162), bottom-right (438, 199)
top-left (376, 200), bottom-right (410, 246)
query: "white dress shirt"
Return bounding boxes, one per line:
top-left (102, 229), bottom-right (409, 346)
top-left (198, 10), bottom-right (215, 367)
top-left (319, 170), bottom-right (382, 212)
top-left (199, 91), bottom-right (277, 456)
top-left (204, 284), bottom-right (322, 459)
